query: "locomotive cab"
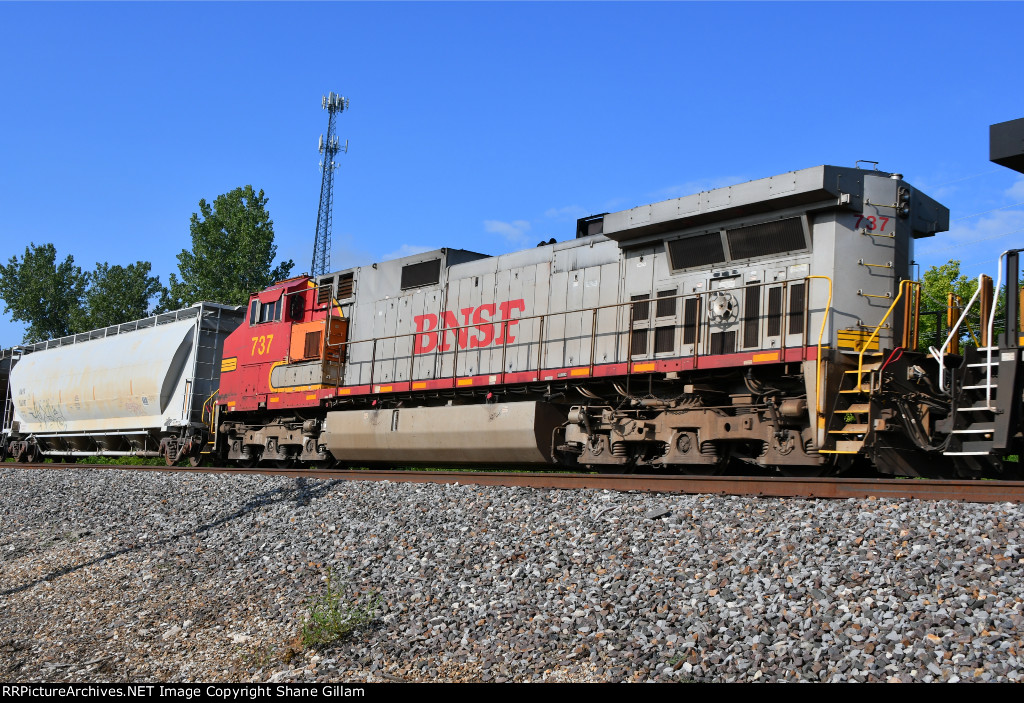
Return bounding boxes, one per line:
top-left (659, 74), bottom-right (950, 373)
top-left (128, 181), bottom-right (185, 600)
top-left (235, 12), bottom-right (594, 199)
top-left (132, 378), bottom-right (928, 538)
top-left (219, 275), bottom-right (348, 413)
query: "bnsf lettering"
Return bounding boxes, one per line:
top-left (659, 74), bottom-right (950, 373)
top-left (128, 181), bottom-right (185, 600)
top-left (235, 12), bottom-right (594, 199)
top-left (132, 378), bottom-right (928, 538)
top-left (414, 299), bottom-right (526, 354)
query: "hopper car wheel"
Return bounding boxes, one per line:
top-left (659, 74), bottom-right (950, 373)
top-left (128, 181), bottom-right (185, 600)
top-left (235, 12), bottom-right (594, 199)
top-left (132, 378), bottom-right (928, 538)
top-left (187, 441), bottom-right (207, 467)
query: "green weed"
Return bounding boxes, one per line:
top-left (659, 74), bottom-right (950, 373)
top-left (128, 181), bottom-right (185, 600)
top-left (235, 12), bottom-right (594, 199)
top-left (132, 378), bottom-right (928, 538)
top-left (300, 569), bottom-right (381, 649)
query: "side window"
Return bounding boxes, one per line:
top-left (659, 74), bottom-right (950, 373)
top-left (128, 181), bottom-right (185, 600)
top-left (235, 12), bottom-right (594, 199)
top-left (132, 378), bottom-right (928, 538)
top-left (257, 299), bottom-right (280, 323)
top-left (249, 300), bottom-right (258, 326)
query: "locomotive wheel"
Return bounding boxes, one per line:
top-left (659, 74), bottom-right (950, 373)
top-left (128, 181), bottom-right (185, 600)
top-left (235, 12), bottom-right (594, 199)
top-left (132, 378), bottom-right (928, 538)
top-left (262, 449), bottom-right (294, 468)
top-left (238, 451), bottom-right (261, 469)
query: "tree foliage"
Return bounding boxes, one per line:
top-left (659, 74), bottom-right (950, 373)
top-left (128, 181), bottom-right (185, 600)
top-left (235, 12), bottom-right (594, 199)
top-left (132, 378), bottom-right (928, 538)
top-left (0, 243), bottom-right (88, 343)
top-left (160, 185), bottom-right (293, 310)
top-left (917, 259), bottom-right (1007, 351)
top-left (80, 261), bottom-right (164, 331)
top-left (0, 244), bottom-right (165, 344)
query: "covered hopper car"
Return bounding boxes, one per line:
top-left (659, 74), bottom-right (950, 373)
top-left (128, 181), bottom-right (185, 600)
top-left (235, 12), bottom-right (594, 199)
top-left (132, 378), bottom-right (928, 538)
top-left (3, 164), bottom-right (1022, 478)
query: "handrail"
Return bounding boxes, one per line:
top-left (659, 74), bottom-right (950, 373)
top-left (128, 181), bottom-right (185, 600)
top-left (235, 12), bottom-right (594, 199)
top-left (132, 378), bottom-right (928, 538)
top-left (859, 280), bottom-right (918, 390)
top-left (322, 277), bottom-right (822, 390)
top-left (984, 251), bottom-right (1009, 407)
top-left (929, 274), bottom-right (988, 394)
top-left (805, 276), bottom-right (833, 415)
top-left (201, 389), bottom-right (219, 431)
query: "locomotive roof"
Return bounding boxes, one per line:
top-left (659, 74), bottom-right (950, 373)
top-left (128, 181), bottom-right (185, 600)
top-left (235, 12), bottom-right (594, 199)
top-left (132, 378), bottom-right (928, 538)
top-left (601, 164), bottom-right (949, 243)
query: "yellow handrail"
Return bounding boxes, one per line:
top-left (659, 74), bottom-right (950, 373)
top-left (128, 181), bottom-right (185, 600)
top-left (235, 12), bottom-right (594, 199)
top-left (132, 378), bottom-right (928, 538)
top-left (857, 279), bottom-right (919, 388)
top-left (202, 388), bottom-right (219, 432)
top-left (805, 275), bottom-right (833, 415)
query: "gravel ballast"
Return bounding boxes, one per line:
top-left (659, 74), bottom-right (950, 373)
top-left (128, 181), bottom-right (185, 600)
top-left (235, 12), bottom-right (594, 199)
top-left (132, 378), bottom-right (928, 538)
top-left (2, 467), bottom-right (1024, 683)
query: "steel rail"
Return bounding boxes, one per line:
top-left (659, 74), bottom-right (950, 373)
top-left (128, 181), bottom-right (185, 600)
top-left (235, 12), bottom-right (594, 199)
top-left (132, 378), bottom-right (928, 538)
top-left (6, 463), bottom-right (1024, 504)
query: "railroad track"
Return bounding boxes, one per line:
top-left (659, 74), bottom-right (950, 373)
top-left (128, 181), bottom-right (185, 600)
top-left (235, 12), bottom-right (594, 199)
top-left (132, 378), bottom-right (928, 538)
top-left (6, 462), bottom-right (1024, 503)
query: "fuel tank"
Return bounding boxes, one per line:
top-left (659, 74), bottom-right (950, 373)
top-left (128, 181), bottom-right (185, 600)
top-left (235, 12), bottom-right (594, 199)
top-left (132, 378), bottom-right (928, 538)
top-left (323, 401), bottom-right (565, 465)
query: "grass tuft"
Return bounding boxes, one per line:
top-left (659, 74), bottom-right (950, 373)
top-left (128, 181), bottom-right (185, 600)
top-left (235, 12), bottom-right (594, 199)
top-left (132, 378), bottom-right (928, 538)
top-left (300, 569), bottom-right (381, 649)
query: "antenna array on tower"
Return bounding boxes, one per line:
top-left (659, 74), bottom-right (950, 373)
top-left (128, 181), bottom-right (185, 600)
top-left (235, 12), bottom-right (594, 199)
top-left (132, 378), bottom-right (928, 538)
top-left (311, 91), bottom-right (349, 278)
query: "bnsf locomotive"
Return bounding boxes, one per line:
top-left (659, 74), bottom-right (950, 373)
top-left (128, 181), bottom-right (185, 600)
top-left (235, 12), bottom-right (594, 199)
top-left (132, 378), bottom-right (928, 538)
top-left (3, 164), bottom-right (1022, 479)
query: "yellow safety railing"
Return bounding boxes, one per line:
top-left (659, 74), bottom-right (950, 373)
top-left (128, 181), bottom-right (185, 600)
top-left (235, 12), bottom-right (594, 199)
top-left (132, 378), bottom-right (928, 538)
top-left (202, 389), bottom-right (219, 434)
top-left (805, 275), bottom-right (833, 415)
top-left (858, 279), bottom-right (919, 389)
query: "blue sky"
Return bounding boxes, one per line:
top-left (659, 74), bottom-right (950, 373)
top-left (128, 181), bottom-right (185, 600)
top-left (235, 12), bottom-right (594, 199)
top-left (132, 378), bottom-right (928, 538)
top-left (1, 1), bottom-right (1023, 345)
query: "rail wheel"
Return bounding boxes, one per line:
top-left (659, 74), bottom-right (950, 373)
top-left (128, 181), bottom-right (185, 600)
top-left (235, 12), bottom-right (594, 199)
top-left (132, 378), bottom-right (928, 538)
top-left (186, 440), bottom-right (207, 467)
top-left (238, 450), bottom-right (261, 468)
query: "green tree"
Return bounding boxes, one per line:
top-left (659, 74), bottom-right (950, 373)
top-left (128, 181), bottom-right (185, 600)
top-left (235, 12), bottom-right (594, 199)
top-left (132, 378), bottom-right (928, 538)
top-left (0, 242), bottom-right (88, 343)
top-left (918, 259), bottom-right (1007, 351)
top-left (159, 185), bottom-right (294, 310)
top-left (80, 261), bottom-right (164, 330)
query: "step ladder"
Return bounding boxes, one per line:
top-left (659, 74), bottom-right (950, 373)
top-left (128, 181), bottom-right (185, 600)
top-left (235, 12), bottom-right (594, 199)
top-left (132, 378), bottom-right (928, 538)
top-left (945, 347), bottom-right (1000, 457)
top-left (821, 360), bottom-right (882, 454)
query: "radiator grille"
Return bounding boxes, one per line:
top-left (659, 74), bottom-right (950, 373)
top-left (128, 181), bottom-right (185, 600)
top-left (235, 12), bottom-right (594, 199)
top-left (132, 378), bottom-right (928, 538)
top-left (726, 217), bottom-right (806, 260)
top-left (668, 232), bottom-right (726, 270)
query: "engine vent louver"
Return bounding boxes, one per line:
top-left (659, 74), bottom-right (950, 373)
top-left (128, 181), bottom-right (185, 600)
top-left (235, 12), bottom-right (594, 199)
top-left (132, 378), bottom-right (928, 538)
top-left (631, 328), bottom-right (649, 357)
top-left (711, 330), bottom-right (736, 356)
top-left (767, 287), bottom-right (783, 337)
top-left (654, 326), bottom-right (675, 354)
top-left (304, 331), bottom-right (323, 359)
top-left (337, 273), bottom-right (354, 299)
top-left (631, 294), bottom-right (650, 322)
top-left (656, 289), bottom-right (678, 318)
top-left (743, 285), bottom-right (761, 348)
top-left (682, 298), bottom-right (700, 345)
top-left (789, 282), bottom-right (806, 335)
top-left (316, 284), bottom-right (332, 306)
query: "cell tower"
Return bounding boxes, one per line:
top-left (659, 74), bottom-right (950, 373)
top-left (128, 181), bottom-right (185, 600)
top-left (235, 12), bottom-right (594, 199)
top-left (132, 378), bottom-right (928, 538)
top-left (311, 91), bottom-right (349, 277)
